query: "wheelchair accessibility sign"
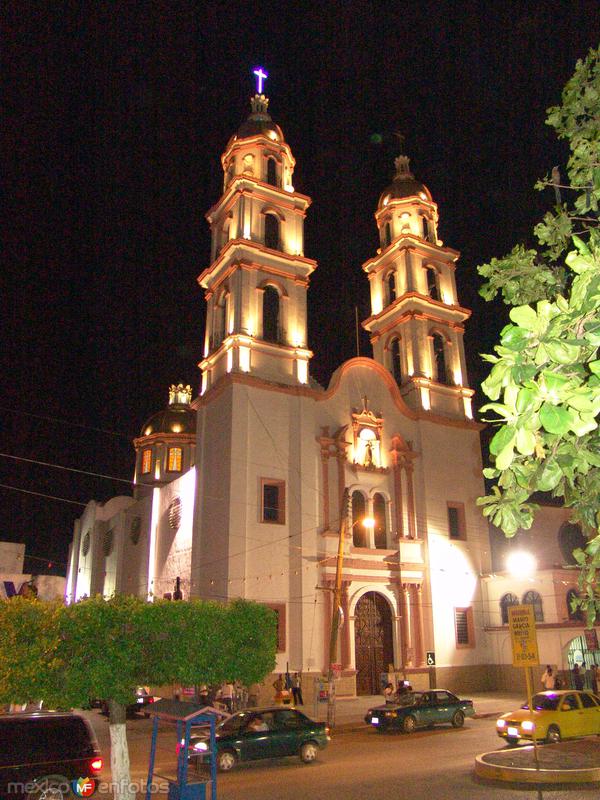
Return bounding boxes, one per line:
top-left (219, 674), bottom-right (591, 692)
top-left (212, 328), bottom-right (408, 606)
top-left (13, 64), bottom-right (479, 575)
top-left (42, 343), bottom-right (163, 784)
top-left (426, 651), bottom-right (436, 666)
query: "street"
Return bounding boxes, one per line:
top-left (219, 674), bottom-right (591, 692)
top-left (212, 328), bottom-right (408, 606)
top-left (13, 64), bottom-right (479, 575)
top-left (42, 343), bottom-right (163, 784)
top-left (87, 711), bottom-right (600, 800)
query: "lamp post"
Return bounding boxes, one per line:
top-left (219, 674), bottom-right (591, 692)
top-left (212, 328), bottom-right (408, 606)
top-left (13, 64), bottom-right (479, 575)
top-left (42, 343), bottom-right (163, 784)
top-left (327, 492), bottom-right (374, 727)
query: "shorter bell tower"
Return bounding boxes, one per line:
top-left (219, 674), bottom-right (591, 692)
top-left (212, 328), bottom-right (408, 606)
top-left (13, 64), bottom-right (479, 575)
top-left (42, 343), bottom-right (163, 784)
top-left (198, 71), bottom-right (317, 393)
top-left (363, 154), bottom-right (474, 420)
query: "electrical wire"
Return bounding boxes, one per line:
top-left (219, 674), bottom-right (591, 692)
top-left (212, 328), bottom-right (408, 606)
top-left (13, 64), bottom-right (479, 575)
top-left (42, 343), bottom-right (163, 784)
top-left (0, 452), bottom-right (132, 485)
top-left (0, 482), bottom-right (87, 507)
top-left (0, 406), bottom-right (130, 438)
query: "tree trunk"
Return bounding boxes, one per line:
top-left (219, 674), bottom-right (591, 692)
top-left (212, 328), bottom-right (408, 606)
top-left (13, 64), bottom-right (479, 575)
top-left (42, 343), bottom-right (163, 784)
top-left (108, 699), bottom-right (135, 800)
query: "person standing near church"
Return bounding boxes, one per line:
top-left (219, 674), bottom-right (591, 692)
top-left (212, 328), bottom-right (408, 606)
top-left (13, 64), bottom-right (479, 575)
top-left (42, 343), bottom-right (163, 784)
top-left (540, 665), bottom-right (555, 690)
top-left (291, 672), bottom-right (303, 706)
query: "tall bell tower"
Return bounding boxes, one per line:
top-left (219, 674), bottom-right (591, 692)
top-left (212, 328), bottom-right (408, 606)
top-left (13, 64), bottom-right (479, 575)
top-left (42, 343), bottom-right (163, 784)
top-left (198, 70), bottom-right (317, 393)
top-left (362, 154), bottom-right (474, 420)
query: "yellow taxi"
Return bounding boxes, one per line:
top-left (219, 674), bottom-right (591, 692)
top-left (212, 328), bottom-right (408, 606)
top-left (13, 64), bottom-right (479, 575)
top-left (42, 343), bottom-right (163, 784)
top-left (496, 690), bottom-right (600, 745)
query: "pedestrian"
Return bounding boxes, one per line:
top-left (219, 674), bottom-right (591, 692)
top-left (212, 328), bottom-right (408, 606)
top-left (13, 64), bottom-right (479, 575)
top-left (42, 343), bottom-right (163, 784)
top-left (220, 681), bottom-right (234, 713)
top-left (572, 663), bottom-right (584, 691)
top-left (540, 665), bottom-right (555, 690)
top-left (591, 664), bottom-right (599, 695)
top-left (273, 673), bottom-right (286, 704)
top-left (384, 682), bottom-right (395, 703)
top-left (198, 684), bottom-right (209, 706)
top-left (291, 672), bottom-right (304, 706)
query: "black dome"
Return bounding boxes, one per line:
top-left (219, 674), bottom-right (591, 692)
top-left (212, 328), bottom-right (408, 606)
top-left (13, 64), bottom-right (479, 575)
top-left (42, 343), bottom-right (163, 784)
top-left (140, 405), bottom-right (196, 436)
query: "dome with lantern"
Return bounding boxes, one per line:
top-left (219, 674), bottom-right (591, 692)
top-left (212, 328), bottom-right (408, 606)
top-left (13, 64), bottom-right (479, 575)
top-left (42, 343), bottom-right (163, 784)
top-left (140, 384), bottom-right (196, 436)
top-left (378, 155), bottom-right (433, 209)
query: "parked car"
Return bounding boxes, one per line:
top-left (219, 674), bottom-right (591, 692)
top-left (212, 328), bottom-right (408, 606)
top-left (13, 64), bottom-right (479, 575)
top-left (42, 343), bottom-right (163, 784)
top-left (364, 689), bottom-right (475, 733)
top-left (0, 712), bottom-right (103, 798)
top-left (496, 690), bottom-right (600, 745)
top-left (188, 707), bottom-right (330, 771)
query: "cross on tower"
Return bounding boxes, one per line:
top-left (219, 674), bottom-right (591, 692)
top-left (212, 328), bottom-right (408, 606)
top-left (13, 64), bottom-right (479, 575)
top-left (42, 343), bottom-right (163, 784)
top-left (253, 67), bottom-right (268, 94)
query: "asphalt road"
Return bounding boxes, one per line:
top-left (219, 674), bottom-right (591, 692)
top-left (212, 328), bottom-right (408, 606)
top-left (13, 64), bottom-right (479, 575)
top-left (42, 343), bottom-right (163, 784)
top-left (88, 712), bottom-right (600, 800)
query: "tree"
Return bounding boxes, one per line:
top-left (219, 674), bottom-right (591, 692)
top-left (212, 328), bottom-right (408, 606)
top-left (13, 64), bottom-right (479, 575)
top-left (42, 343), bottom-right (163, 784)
top-left (476, 47), bottom-right (600, 624)
top-left (0, 595), bottom-right (277, 800)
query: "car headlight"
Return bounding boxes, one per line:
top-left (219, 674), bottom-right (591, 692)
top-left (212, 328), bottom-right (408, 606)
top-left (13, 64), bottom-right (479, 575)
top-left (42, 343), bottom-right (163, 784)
top-left (193, 741), bottom-right (209, 752)
top-left (521, 721), bottom-right (535, 732)
top-left (496, 719), bottom-right (506, 729)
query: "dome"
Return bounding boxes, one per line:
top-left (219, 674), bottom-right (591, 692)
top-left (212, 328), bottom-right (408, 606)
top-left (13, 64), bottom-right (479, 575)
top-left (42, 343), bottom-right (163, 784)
top-left (140, 405), bottom-right (196, 437)
top-left (378, 155), bottom-right (432, 209)
top-left (139, 384), bottom-right (196, 437)
top-left (236, 94), bottom-right (285, 142)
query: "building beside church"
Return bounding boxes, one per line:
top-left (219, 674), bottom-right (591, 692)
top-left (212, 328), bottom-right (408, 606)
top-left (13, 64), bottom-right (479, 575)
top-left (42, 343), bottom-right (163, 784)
top-left (66, 78), bottom-right (598, 697)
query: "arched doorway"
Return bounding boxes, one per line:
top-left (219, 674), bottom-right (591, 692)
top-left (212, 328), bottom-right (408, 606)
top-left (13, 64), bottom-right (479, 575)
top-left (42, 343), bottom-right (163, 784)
top-left (354, 591), bottom-right (394, 695)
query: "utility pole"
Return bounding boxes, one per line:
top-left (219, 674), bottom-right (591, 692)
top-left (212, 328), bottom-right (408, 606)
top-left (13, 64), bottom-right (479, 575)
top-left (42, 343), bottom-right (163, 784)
top-left (327, 489), bottom-right (348, 728)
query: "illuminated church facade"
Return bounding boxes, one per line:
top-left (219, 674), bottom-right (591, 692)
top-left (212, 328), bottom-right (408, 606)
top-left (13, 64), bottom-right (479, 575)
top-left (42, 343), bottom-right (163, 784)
top-left (67, 79), bottom-right (500, 696)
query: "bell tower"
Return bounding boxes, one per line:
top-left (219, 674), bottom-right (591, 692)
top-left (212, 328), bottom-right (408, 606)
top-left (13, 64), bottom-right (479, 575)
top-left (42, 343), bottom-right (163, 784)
top-left (198, 70), bottom-right (316, 393)
top-left (362, 154), bottom-right (474, 419)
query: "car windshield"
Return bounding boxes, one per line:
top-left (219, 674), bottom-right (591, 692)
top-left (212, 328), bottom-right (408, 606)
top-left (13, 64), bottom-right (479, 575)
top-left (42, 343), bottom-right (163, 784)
top-left (397, 692), bottom-right (421, 706)
top-left (218, 712), bottom-right (250, 735)
top-left (521, 693), bottom-right (560, 711)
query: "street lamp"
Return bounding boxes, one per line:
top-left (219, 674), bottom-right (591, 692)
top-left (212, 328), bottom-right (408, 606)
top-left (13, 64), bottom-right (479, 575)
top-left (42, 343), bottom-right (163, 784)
top-left (506, 550), bottom-right (537, 578)
top-left (327, 497), bottom-right (375, 727)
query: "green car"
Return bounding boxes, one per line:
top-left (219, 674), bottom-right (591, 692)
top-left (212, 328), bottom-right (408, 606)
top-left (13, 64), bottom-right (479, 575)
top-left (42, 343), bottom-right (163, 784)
top-left (365, 690), bottom-right (475, 733)
top-left (189, 707), bottom-right (330, 771)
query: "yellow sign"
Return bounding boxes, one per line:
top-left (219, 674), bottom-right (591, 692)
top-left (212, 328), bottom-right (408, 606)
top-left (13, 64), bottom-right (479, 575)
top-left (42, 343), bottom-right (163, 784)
top-left (508, 604), bottom-right (539, 667)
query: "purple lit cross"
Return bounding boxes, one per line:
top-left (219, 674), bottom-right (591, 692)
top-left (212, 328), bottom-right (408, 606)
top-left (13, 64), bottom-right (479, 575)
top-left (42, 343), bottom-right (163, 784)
top-left (253, 67), bottom-right (268, 94)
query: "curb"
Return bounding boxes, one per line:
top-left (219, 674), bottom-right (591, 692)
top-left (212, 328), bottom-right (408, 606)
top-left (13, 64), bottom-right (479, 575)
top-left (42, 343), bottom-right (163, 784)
top-left (474, 751), bottom-right (600, 785)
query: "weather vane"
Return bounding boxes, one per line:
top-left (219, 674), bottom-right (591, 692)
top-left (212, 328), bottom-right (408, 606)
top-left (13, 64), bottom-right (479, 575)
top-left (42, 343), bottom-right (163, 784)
top-left (253, 67), bottom-right (268, 94)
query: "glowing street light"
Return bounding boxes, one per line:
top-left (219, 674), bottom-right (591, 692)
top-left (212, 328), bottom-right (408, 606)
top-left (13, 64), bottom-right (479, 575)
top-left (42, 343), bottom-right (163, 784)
top-left (506, 550), bottom-right (537, 579)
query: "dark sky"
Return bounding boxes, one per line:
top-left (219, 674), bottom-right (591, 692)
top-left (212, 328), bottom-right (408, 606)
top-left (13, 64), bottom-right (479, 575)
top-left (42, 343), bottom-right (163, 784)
top-left (2, 1), bottom-right (599, 572)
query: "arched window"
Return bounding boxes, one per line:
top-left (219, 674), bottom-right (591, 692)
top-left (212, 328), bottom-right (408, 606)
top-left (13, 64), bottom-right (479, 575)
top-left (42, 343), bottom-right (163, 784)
top-left (390, 338), bottom-right (402, 384)
top-left (523, 590), bottom-right (544, 622)
top-left (266, 157), bottom-right (278, 187)
top-left (558, 522), bottom-right (587, 565)
top-left (422, 217), bottom-right (429, 240)
top-left (566, 589), bottom-right (584, 622)
top-left (426, 267), bottom-right (439, 301)
top-left (262, 286), bottom-right (280, 343)
top-left (264, 214), bottom-right (280, 250)
top-left (352, 491), bottom-right (367, 547)
top-left (213, 292), bottom-right (227, 349)
top-left (386, 271), bottom-right (397, 305)
top-left (500, 592), bottom-right (519, 624)
top-left (432, 332), bottom-right (448, 384)
top-left (373, 493), bottom-right (387, 549)
top-left (383, 222), bottom-right (392, 247)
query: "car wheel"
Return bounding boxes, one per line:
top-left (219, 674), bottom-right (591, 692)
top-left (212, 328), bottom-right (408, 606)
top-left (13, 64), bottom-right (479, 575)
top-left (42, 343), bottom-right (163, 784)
top-left (546, 725), bottom-right (561, 744)
top-left (26, 776), bottom-right (71, 800)
top-left (402, 714), bottom-right (417, 734)
top-left (300, 741), bottom-right (319, 763)
top-left (451, 710), bottom-right (465, 728)
top-left (506, 738), bottom-right (519, 748)
top-left (217, 750), bottom-right (237, 771)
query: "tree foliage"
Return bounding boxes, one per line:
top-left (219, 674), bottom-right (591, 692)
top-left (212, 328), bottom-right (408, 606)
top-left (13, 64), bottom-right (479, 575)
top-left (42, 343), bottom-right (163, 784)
top-left (0, 595), bottom-right (277, 799)
top-left (476, 47), bottom-right (600, 624)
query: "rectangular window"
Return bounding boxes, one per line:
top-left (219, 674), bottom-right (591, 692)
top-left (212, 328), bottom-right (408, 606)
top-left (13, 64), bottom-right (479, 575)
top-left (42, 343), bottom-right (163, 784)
top-left (141, 448), bottom-right (152, 474)
top-left (454, 607), bottom-right (474, 648)
top-left (447, 502), bottom-right (466, 540)
top-left (264, 602), bottom-right (286, 652)
top-left (261, 479), bottom-right (285, 524)
top-left (167, 447), bottom-right (183, 472)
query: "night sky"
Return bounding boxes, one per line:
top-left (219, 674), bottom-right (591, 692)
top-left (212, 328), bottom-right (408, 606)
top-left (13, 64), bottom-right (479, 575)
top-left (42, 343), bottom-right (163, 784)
top-left (2, 1), bottom-right (599, 573)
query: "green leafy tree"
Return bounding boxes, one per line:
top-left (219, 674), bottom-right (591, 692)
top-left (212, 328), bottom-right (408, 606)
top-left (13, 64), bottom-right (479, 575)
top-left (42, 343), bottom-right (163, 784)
top-left (477, 47), bottom-right (600, 624)
top-left (0, 595), bottom-right (277, 800)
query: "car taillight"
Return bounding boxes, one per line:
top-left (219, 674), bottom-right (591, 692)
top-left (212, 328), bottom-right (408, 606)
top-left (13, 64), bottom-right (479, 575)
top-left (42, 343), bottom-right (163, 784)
top-left (148, 696), bottom-right (154, 703)
top-left (324, 726), bottom-right (330, 736)
top-left (90, 757), bottom-right (103, 772)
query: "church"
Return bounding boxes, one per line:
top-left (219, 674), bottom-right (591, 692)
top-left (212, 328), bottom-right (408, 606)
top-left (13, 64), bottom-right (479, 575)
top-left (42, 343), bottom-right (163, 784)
top-left (66, 73), bottom-right (532, 698)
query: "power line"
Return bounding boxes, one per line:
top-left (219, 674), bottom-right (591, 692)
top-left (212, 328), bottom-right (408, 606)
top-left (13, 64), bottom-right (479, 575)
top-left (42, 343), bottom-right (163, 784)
top-left (0, 452), bottom-right (132, 485)
top-left (0, 406), bottom-right (130, 439)
top-left (0, 482), bottom-right (87, 507)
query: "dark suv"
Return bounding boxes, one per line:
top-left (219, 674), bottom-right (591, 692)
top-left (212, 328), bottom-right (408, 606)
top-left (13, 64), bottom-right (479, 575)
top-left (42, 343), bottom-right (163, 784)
top-left (0, 712), bottom-right (102, 798)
